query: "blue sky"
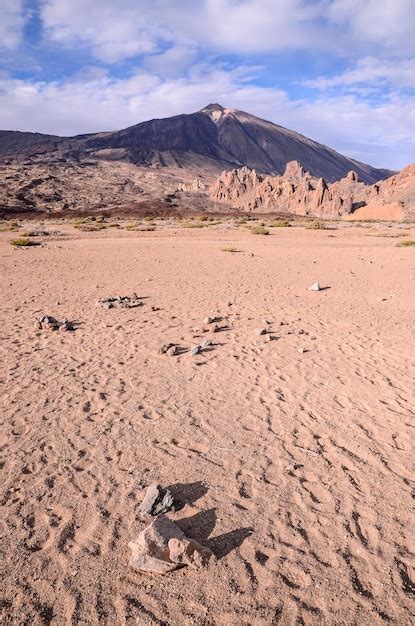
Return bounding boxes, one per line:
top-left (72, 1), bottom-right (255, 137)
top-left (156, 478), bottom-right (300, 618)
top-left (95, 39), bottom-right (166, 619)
top-left (1, 0), bottom-right (414, 169)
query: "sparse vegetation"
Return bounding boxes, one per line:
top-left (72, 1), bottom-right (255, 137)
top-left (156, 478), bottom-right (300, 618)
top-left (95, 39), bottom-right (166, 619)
top-left (183, 222), bottom-right (206, 228)
top-left (71, 215), bottom-right (107, 228)
top-left (250, 226), bottom-right (270, 235)
top-left (397, 239), bottom-right (415, 247)
top-left (305, 220), bottom-right (327, 230)
top-left (270, 219), bottom-right (291, 227)
top-left (0, 220), bottom-right (20, 232)
top-left (20, 229), bottom-right (57, 237)
top-left (10, 237), bottom-right (40, 247)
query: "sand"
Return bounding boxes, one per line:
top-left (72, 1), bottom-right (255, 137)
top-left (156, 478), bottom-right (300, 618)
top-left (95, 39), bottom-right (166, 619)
top-left (1, 222), bottom-right (414, 625)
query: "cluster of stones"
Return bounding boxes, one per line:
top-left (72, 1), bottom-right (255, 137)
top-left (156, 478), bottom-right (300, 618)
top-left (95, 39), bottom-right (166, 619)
top-left (34, 316), bottom-right (73, 332)
top-left (98, 294), bottom-right (143, 309)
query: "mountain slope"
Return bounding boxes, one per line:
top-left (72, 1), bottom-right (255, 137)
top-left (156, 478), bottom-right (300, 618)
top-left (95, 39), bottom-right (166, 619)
top-left (0, 130), bottom-right (61, 159)
top-left (83, 104), bottom-right (392, 183)
top-left (0, 104), bottom-right (393, 183)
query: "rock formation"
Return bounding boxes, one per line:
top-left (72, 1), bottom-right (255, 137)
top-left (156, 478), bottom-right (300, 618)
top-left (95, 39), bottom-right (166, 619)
top-left (209, 161), bottom-right (415, 220)
top-left (128, 515), bottom-right (215, 574)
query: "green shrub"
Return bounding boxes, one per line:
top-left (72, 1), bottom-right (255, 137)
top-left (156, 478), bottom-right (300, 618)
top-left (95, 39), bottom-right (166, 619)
top-left (397, 239), bottom-right (415, 247)
top-left (10, 237), bottom-right (40, 247)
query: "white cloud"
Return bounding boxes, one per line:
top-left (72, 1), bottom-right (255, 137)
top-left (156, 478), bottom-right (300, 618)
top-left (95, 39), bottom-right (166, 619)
top-left (307, 57), bottom-right (415, 91)
top-left (328, 0), bottom-right (415, 55)
top-left (0, 64), bottom-right (414, 170)
top-left (143, 46), bottom-right (197, 78)
top-left (41, 0), bottom-right (163, 62)
top-left (0, 0), bottom-right (26, 49)
top-left (39, 0), bottom-right (415, 62)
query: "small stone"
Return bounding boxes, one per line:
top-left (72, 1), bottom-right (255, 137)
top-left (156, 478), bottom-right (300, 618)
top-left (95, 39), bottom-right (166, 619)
top-left (159, 343), bottom-right (174, 354)
top-left (191, 346), bottom-right (201, 356)
top-left (255, 328), bottom-right (267, 336)
top-left (263, 334), bottom-right (272, 343)
top-left (203, 316), bottom-right (215, 324)
top-left (59, 320), bottom-right (73, 332)
top-left (34, 320), bottom-right (42, 330)
top-left (298, 347), bottom-right (308, 353)
top-left (308, 282), bottom-right (321, 292)
top-left (128, 515), bottom-right (215, 575)
top-left (166, 345), bottom-right (179, 356)
top-left (200, 339), bottom-right (212, 348)
top-left (138, 484), bottom-right (175, 517)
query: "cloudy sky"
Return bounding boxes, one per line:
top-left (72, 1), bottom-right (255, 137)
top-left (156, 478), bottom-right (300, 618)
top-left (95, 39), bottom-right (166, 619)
top-left (1, 0), bottom-right (414, 169)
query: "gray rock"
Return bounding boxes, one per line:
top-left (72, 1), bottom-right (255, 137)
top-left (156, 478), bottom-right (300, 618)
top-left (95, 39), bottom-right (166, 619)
top-left (191, 346), bottom-right (201, 356)
top-left (203, 316), bottom-right (215, 324)
top-left (59, 320), bottom-right (74, 332)
top-left (139, 483), bottom-right (175, 517)
top-left (38, 315), bottom-right (59, 331)
top-left (128, 515), bottom-right (215, 574)
top-left (166, 345), bottom-right (179, 356)
top-left (159, 343), bottom-right (174, 354)
top-left (255, 328), bottom-right (267, 336)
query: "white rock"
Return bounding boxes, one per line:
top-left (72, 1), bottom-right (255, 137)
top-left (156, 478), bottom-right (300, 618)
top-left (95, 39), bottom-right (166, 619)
top-left (308, 282), bottom-right (321, 292)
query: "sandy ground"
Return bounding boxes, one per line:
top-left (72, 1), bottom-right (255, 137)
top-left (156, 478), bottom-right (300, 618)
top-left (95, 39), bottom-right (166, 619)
top-left (1, 223), bottom-right (414, 625)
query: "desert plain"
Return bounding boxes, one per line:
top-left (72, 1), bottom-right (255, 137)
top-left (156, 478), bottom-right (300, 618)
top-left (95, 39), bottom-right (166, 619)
top-left (0, 217), bottom-right (414, 625)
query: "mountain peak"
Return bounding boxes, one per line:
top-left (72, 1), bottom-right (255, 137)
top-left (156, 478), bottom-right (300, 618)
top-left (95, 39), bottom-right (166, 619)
top-left (200, 103), bottom-right (225, 113)
top-left (199, 103), bottom-right (237, 123)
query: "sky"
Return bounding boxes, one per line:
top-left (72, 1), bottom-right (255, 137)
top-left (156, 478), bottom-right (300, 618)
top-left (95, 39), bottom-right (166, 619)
top-left (0, 0), bottom-right (414, 170)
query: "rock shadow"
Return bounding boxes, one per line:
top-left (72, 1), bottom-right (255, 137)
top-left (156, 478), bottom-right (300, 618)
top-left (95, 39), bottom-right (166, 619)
top-left (167, 481), bottom-right (209, 511)
top-left (207, 527), bottom-right (253, 559)
top-left (175, 508), bottom-right (253, 560)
